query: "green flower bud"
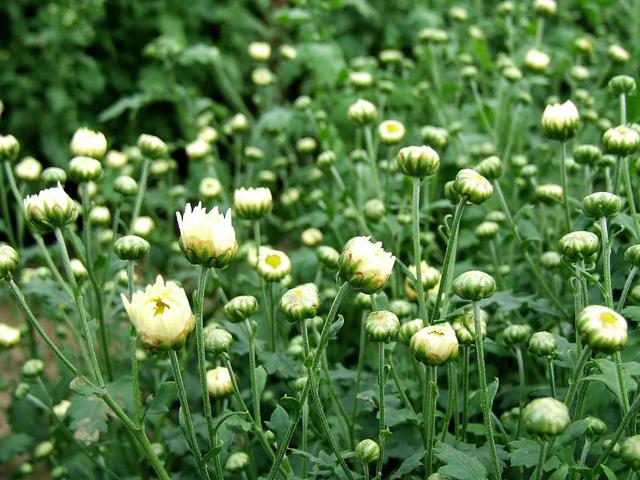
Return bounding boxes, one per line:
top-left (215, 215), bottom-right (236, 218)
top-left (522, 397), bottom-right (570, 438)
top-left (224, 295), bottom-right (258, 323)
top-left (22, 358), bottom-right (44, 377)
top-left (453, 169), bottom-right (493, 205)
top-left (475, 155), bottom-right (503, 180)
top-left (0, 134), bottom-right (20, 162)
top-left (355, 292), bottom-right (372, 309)
top-left (339, 236), bottom-right (395, 294)
top-left (398, 319), bottom-right (424, 344)
top-left (631, 285), bottom-right (640, 303)
top-left (114, 175), bottom-right (139, 196)
top-left (114, 235), bottom-right (150, 261)
top-left (528, 331), bottom-right (557, 357)
top-left (0, 323), bottom-right (21, 349)
top-left (296, 137), bottom-right (317, 155)
top-left (70, 128), bottom-right (107, 159)
top-left (625, 245), bottom-right (640, 267)
top-left (559, 231), bottom-right (599, 262)
top-left (577, 305), bottom-right (627, 353)
top-left (316, 150), bottom-right (337, 168)
top-left (14, 382), bottom-right (30, 399)
top-left (582, 192), bottom-right (622, 219)
top-left (535, 184), bottom-right (563, 204)
top-left (396, 145), bottom-right (440, 178)
top-left (452, 270), bottom-right (496, 301)
top-left (410, 323), bottom-right (459, 365)
top-left (34, 440), bottom-right (54, 459)
top-left (317, 246), bottom-right (340, 270)
top-left (608, 75), bottom-right (636, 96)
top-left (51, 466), bottom-right (68, 479)
top-left (364, 199), bottom-right (385, 222)
top-left (70, 258), bottom-right (87, 283)
top-left (585, 416), bottom-right (607, 439)
top-left (603, 125), bottom-right (640, 156)
top-left (355, 439), bottom-right (380, 464)
top-left (503, 324), bottom-right (533, 345)
top-left (452, 308), bottom-right (488, 344)
top-left (389, 299), bottom-right (413, 318)
top-left (24, 185), bottom-right (78, 233)
top-left (280, 283), bottom-right (320, 322)
top-left (19, 462), bottom-right (33, 476)
top-left (89, 206), bottom-right (111, 227)
top-left (420, 126), bottom-right (449, 150)
top-left (365, 310), bottom-right (400, 343)
top-left (15, 157), bottom-right (42, 182)
top-left (234, 187), bottom-right (273, 220)
top-left (225, 452), bottom-right (250, 473)
top-left (203, 325), bottom-right (233, 355)
top-left (621, 436), bottom-right (640, 470)
top-left (0, 244), bottom-right (20, 280)
top-left (540, 251), bottom-right (562, 270)
top-left (541, 100), bottom-right (580, 140)
top-left (348, 99), bottom-right (378, 124)
top-left (137, 134), bottom-right (167, 160)
top-left (574, 144), bottom-right (602, 166)
top-left (206, 367), bottom-right (233, 399)
top-left (41, 167), bottom-right (67, 188)
top-left (475, 221), bottom-right (499, 240)
top-left (69, 156), bottom-right (102, 182)
top-left (444, 180), bottom-right (459, 204)
top-left (603, 439), bottom-right (621, 458)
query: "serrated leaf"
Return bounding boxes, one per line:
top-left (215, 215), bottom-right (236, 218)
top-left (389, 449), bottom-right (424, 479)
top-left (68, 395), bottom-right (108, 444)
top-left (144, 381), bottom-right (177, 416)
top-left (508, 439), bottom-right (540, 468)
top-left (265, 405), bottom-right (290, 443)
top-left (0, 432), bottom-right (33, 462)
top-left (435, 442), bottom-right (488, 479)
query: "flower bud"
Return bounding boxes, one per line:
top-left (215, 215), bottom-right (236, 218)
top-left (378, 120), bottom-right (405, 145)
top-left (339, 236), bottom-right (395, 294)
top-left (585, 416), bottom-right (607, 439)
top-left (621, 436), bottom-right (640, 470)
top-left (89, 206), bottom-right (111, 227)
top-left (522, 397), bottom-right (570, 438)
top-left (122, 275), bottom-right (195, 350)
top-left (0, 323), bottom-right (21, 349)
top-left (608, 44), bottom-right (630, 63)
top-left (582, 192), bottom-right (622, 219)
top-left (257, 248), bottom-right (291, 282)
top-left (355, 292), bottom-right (372, 309)
top-left (203, 325), bottom-right (233, 355)
top-left (609, 75), bottom-right (636, 96)
top-left (70, 128), bottom-right (107, 159)
top-left (228, 113), bottom-right (249, 134)
top-left (364, 199), bottom-right (385, 223)
top-left (114, 175), bottom-right (139, 196)
top-left (0, 244), bottom-right (20, 280)
top-left (252, 67), bottom-right (274, 86)
top-left (280, 283), bottom-right (320, 322)
top-left (398, 319), bottom-right (424, 345)
top-left (503, 324), bottom-right (532, 345)
top-left (316, 246), bottom-right (339, 270)
top-left (22, 358), bottom-right (45, 377)
top-left (207, 367), bottom-right (233, 399)
top-left (577, 305), bottom-right (627, 353)
top-left (24, 184), bottom-right (78, 232)
top-left (176, 204), bottom-right (237, 268)
top-left (317, 150), bottom-right (337, 168)
top-left (541, 101), bottom-right (580, 140)
top-left (69, 156), bottom-right (102, 182)
top-left (185, 139), bottom-right (211, 161)
top-left (348, 99), bottom-right (378, 124)
top-left (225, 452), bottom-right (250, 473)
top-left (356, 439), bottom-right (380, 464)
top-left (300, 228), bottom-right (322, 247)
top-left (410, 323), bottom-right (459, 365)
top-left (453, 169), bottom-right (493, 205)
top-left (15, 157), bottom-right (42, 182)
top-left (625, 245), bottom-right (640, 267)
top-left (0, 134), bottom-right (20, 162)
top-left (535, 184), bottom-right (563, 204)
top-left (41, 167), bottom-right (67, 187)
top-left (365, 310), bottom-right (400, 343)
top-left (603, 439), bottom-right (621, 458)
top-left (248, 41), bottom-right (271, 61)
top-left (475, 221), bottom-right (499, 241)
top-left (534, 0), bottom-right (557, 15)
top-left (559, 231), bottom-right (599, 262)
top-left (525, 49), bottom-right (551, 72)
top-left (34, 441), bottom-right (54, 459)
top-left (389, 299), bottom-right (412, 318)
top-left (475, 156), bottom-right (502, 180)
top-left (603, 125), bottom-right (640, 156)
top-left (234, 187), bottom-right (273, 220)
top-left (53, 399), bottom-right (71, 419)
top-left (420, 126), bottom-right (449, 150)
top-left (349, 71), bottom-right (373, 89)
top-left (528, 331), bottom-right (557, 357)
top-left (224, 295), bottom-right (258, 323)
top-left (70, 258), bottom-right (88, 282)
top-left (396, 145), bottom-right (440, 178)
top-left (573, 145), bottom-right (601, 166)
top-left (452, 270), bottom-right (496, 301)
top-left (137, 134), bottom-right (167, 160)
top-left (114, 235), bottom-right (150, 261)
top-left (452, 308), bottom-right (488, 344)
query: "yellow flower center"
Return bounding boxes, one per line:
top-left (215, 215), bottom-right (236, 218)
top-left (600, 312), bottom-right (618, 325)
top-left (152, 297), bottom-right (170, 316)
top-left (265, 254), bottom-right (282, 269)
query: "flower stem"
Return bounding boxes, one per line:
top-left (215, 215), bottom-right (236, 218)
top-left (0, 164), bottom-right (17, 246)
top-left (515, 346), bottom-right (526, 438)
top-left (245, 319), bottom-right (262, 429)
top-left (472, 300), bottom-right (501, 480)
top-left (127, 261), bottom-right (142, 426)
top-left (622, 156), bottom-right (640, 241)
top-left (423, 365), bottom-right (438, 479)
top-left (545, 357), bottom-right (557, 398)
top-left (129, 157), bottom-right (150, 232)
top-left (460, 345), bottom-right (470, 440)
top-left (375, 342), bottom-right (387, 479)
top-left (560, 141), bottom-right (572, 232)
top-left (364, 125), bottom-right (382, 200)
top-left (564, 345), bottom-right (591, 413)
top-left (412, 177), bottom-right (428, 320)
top-left (350, 312), bottom-right (367, 446)
top-left (618, 266), bottom-right (639, 312)
top-left (531, 441), bottom-right (548, 480)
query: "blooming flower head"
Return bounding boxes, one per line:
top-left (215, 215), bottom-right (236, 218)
top-left (257, 248), bottom-right (291, 282)
top-left (176, 203), bottom-right (237, 268)
top-left (339, 236), bottom-right (395, 294)
top-left (577, 305), bottom-right (627, 353)
top-left (280, 283), bottom-right (320, 322)
top-left (378, 120), bottom-right (406, 145)
top-left (24, 183), bottom-right (78, 232)
top-left (122, 275), bottom-right (195, 350)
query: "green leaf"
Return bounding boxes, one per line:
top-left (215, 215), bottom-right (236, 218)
top-left (329, 314), bottom-right (345, 338)
top-left (435, 442), bottom-right (488, 479)
top-left (265, 405), bottom-right (290, 444)
top-left (389, 450), bottom-right (424, 479)
top-left (68, 395), bottom-right (109, 444)
top-left (585, 359), bottom-right (637, 407)
top-left (255, 366), bottom-right (267, 401)
top-left (508, 439), bottom-right (541, 468)
top-left (144, 381), bottom-right (177, 416)
top-left (0, 432), bottom-right (33, 462)
top-left (601, 465), bottom-right (618, 480)
top-left (622, 306), bottom-right (640, 323)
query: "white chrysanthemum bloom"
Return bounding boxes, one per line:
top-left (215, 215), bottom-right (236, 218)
top-left (577, 305), bottom-right (627, 353)
top-left (105, 150), bottom-right (128, 169)
top-left (70, 127), bottom-right (107, 159)
top-left (257, 248), bottom-right (291, 282)
top-left (15, 156), bottom-right (42, 182)
top-left (53, 399), bottom-right (71, 419)
top-left (247, 41), bottom-right (271, 61)
top-left (280, 283), bottom-right (320, 321)
top-left (525, 48), bottom-right (551, 72)
top-left (541, 100), bottom-right (580, 140)
top-left (234, 187), bottom-right (273, 220)
top-left (199, 177), bottom-right (222, 200)
top-left (185, 138), bottom-right (211, 161)
top-left (176, 203), bottom-right (237, 268)
top-left (0, 323), bottom-right (21, 349)
top-left (206, 367), bottom-right (234, 398)
top-left (280, 44), bottom-right (298, 60)
top-left (347, 98), bottom-right (378, 124)
top-left (349, 71), bottom-right (373, 88)
top-left (122, 275), bottom-right (195, 349)
top-left (197, 126), bottom-right (219, 144)
top-left (24, 183), bottom-right (78, 232)
top-left (339, 236), bottom-right (395, 294)
top-left (378, 120), bottom-right (405, 144)
top-left (133, 216), bottom-right (155, 238)
top-left (252, 67), bottom-right (275, 86)
top-left (247, 245), bottom-right (272, 268)
top-left (608, 44), bottom-right (630, 63)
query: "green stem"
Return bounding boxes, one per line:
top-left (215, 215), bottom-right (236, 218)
top-left (364, 125), bottom-right (382, 200)
top-left (531, 441), bottom-right (548, 480)
top-left (564, 346), bottom-right (591, 413)
top-left (460, 345), bottom-right (470, 440)
top-left (423, 365), bottom-right (438, 479)
top-left (600, 217), bottom-right (614, 308)
top-left (545, 357), bottom-right (557, 399)
top-left (127, 261), bottom-right (142, 426)
top-left (350, 312), bottom-right (367, 446)
top-left (615, 351), bottom-right (631, 432)
top-left (473, 301), bottom-right (501, 480)
top-left (129, 158), bottom-right (150, 232)
top-left (412, 177), bottom-right (427, 320)
top-left (375, 342), bottom-right (386, 479)
top-left (246, 319), bottom-right (262, 429)
top-left (515, 346), bottom-right (526, 438)
top-left (0, 164), bottom-right (17, 245)
top-left (560, 141), bottom-right (572, 232)
top-left (168, 349), bottom-right (210, 480)
top-left (266, 282), bottom-right (351, 480)
top-left (470, 80), bottom-right (495, 141)
top-left (622, 156), bottom-right (640, 241)
top-left (389, 351), bottom-right (417, 419)
top-left (618, 266), bottom-right (639, 312)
